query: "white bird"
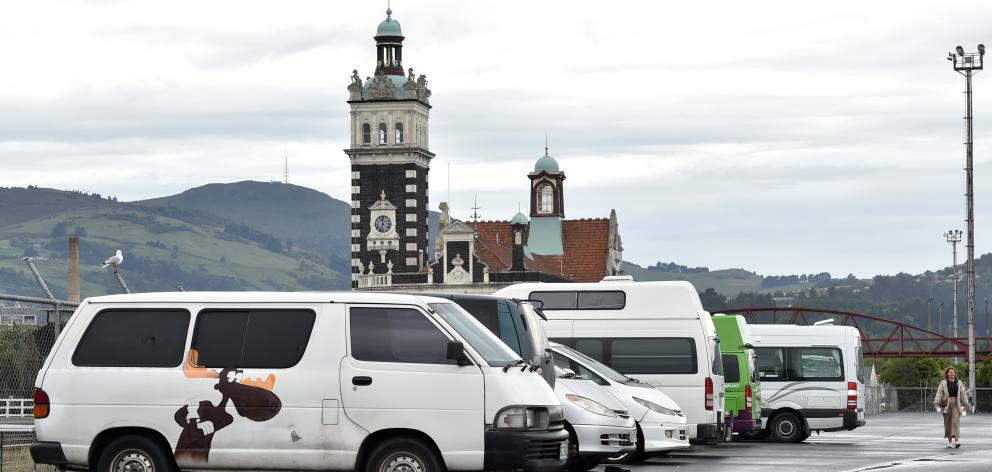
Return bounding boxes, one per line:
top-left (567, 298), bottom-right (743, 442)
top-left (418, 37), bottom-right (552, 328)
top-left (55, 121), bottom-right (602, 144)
top-left (102, 249), bottom-right (124, 268)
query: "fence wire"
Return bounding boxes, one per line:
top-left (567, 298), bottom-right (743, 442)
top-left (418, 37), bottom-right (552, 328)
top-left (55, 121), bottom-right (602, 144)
top-left (1, 295), bottom-right (75, 472)
top-left (885, 386), bottom-right (992, 413)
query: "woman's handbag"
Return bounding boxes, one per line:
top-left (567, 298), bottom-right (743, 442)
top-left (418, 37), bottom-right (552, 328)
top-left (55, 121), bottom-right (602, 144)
top-left (939, 398), bottom-right (949, 408)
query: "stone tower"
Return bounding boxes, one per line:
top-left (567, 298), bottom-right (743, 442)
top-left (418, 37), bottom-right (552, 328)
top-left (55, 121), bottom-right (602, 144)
top-left (346, 7), bottom-right (434, 288)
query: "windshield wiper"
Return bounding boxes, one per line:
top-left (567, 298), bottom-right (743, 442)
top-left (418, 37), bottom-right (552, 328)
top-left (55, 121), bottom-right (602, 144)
top-left (558, 371), bottom-right (577, 379)
top-left (503, 359), bottom-right (528, 372)
top-left (626, 377), bottom-right (641, 383)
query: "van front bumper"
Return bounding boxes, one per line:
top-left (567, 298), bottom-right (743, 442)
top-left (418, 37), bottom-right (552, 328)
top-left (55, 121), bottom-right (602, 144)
top-left (639, 422), bottom-right (689, 452)
top-left (484, 428), bottom-right (569, 472)
top-left (572, 424), bottom-right (636, 454)
top-left (30, 441), bottom-right (68, 466)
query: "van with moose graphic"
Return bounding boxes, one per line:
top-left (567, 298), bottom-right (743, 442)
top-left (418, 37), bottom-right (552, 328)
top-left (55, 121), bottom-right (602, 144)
top-left (30, 292), bottom-right (568, 472)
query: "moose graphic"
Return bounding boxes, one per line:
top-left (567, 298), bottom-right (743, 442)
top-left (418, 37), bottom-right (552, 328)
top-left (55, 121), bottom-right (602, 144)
top-left (173, 349), bottom-right (282, 462)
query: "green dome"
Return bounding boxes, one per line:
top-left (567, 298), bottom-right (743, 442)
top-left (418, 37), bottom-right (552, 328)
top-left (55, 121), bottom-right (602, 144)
top-left (511, 212), bottom-right (529, 225)
top-left (376, 8), bottom-right (403, 37)
top-left (534, 152), bottom-right (559, 173)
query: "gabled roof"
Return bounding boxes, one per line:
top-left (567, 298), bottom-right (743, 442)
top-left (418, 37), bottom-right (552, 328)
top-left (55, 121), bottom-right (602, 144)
top-left (472, 218), bottom-right (611, 283)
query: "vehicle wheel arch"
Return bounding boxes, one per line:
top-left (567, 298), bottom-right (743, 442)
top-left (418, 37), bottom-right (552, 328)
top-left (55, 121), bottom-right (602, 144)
top-left (88, 427), bottom-right (176, 470)
top-left (356, 428), bottom-right (446, 472)
top-left (767, 408), bottom-right (808, 440)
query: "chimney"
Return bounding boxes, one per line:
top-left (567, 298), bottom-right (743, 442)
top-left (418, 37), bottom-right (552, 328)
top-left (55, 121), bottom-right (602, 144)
top-left (68, 235), bottom-right (80, 303)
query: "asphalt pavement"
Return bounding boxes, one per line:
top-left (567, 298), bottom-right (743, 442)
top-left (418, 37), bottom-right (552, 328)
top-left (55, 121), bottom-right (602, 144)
top-left (613, 412), bottom-right (992, 472)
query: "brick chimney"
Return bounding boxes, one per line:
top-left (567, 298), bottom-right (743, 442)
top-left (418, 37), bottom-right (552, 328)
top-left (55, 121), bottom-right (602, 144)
top-left (68, 235), bottom-right (80, 303)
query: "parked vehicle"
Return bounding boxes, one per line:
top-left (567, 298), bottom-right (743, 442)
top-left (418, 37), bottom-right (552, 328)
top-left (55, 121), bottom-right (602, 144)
top-left (435, 293), bottom-right (635, 471)
top-left (495, 277), bottom-right (730, 444)
top-left (31, 292), bottom-right (569, 472)
top-left (553, 368), bottom-right (638, 471)
top-left (749, 324), bottom-right (867, 442)
top-left (711, 314), bottom-right (763, 438)
top-left (551, 343), bottom-right (689, 463)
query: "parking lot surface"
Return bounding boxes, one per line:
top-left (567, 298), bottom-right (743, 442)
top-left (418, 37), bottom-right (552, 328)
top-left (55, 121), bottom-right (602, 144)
top-left (610, 413), bottom-right (992, 472)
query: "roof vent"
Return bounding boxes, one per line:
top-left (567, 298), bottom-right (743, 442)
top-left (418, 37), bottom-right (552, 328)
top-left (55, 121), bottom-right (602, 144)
top-left (601, 275), bottom-right (634, 282)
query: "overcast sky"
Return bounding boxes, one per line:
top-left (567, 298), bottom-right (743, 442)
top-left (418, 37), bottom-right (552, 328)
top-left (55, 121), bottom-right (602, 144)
top-left (2, 0), bottom-right (990, 278)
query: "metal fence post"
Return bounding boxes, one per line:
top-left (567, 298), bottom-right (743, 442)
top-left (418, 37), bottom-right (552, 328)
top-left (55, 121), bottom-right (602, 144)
top-left (1, 430), bottom-right (6, 472)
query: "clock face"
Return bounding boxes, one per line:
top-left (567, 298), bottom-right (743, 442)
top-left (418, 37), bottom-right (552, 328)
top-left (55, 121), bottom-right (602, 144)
top-left (374, 215), bottom-right (392, 233)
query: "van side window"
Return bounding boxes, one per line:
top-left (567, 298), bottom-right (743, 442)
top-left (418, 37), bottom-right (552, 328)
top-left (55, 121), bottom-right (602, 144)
top-left (722, 354), bottom-right (740, 383)
top-left (73, 309), bottom-right (190, 367)
top-left (711, 341), bottom-right (724, 376)
top-left (611, 338), bottom-right (697, 374)
top-left (350, 307), bottom-right (451, 364)
top-left (755, 347), bottom-right (786, 381)
top-left (529, 291), bottom-right (625, 310)
top-left (788, 347), bottom-right (843, 381)
top-left (193, 309), bottom-right (315, 369)
top-left (573, 339), bottom-right (604, 362)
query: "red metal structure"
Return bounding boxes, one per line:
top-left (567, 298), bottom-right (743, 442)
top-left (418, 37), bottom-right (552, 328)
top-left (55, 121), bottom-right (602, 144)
top-left (721, 307), bottom-right (992, 360)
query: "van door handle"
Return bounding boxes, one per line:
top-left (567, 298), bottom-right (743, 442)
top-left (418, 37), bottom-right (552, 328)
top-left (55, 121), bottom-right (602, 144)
top-left (352, 376), bottom-right (373, 386)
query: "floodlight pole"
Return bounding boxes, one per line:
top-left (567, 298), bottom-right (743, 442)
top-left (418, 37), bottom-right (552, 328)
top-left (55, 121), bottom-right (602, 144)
top-left (945, 230), bottom-right (962, 359)
top-left (948, 44), bottom-right (984, 402)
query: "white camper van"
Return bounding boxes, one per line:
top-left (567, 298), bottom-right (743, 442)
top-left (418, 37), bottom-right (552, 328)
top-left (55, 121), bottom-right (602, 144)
top-left (494, 279), bottom-right (729, 443)
top-left (749, 324), bottom-right (866, 442)
top-left (30, 292), bottom-right (569, 472)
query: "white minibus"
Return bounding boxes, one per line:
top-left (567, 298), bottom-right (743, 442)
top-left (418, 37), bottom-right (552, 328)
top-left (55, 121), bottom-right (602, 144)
top-left (495, 278), bottom-right (729, 443)
top-left (31, 292), bottom-right (568, 472)
top-left (749, 324), bottom-right (867, 442)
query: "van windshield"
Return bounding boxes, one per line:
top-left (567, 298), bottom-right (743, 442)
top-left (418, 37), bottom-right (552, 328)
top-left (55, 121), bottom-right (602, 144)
top-left (429, 302), bottom-right (522, 367)
top-left (553, 344), bottom-right (630, 383)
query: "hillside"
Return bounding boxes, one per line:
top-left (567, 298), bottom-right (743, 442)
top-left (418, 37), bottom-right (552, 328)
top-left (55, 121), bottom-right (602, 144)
top-left (0, 186), bottom-right (115, 227)
top-left (623, 262), bottom-right (810, 297)
top-left (137, 181), bottom-right (353, 273)
top-left (0, 188), bottom-right (348, 298)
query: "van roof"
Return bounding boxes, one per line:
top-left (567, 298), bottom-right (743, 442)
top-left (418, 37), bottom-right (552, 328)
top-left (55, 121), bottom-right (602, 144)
top-left (84, 291), bottom-right (450, 305)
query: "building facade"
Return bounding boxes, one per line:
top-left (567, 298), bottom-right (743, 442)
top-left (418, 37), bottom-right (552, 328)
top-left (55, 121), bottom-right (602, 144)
top-left (348, 9), bottom-right (622, 293)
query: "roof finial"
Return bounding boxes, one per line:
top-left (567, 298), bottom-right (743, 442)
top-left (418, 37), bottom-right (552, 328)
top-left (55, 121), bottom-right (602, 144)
top-left (386, 0), bottom-right (392, 18)
top-left (544, 133), bottom-right (549, 155)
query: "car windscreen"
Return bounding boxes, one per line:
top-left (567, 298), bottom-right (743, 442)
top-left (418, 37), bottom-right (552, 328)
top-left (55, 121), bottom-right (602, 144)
top-left (429, 302), bottom-right (521, 367)
top-left (553, 344), bottom-right (629, 383)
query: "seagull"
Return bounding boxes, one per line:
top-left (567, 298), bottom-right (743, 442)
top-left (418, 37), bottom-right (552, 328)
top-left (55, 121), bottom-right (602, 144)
top-left (102, 249), bottom-right (124, 268)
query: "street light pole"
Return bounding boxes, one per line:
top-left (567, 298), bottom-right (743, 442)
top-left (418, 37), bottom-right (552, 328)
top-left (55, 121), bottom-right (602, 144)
top-left (945, 230), bottom-right (962, 349)
top-left (928, 296), bottom-right (934, 333)
top-left (939, 302), bottom-right (945, 336)
top-left (947, 44), bottom-right (985, 402)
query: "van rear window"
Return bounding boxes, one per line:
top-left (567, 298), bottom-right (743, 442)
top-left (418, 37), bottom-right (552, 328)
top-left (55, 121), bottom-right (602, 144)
top-left (73, 309), bottom-right (190, 367)
top-left (722, 354), bottom-right (740, 383)
top-left (192, 309), bottom-right (315, 369)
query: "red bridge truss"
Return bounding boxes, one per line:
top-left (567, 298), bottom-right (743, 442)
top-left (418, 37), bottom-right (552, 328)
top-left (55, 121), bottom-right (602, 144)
top-left (720, 307), bottom-right (992, 360)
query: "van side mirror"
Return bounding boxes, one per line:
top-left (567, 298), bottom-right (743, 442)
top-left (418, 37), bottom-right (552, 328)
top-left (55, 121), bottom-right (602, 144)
top-left (740, 343), bottom-right (754, 350)
top-left (446, 341), bottom-right (471, 366)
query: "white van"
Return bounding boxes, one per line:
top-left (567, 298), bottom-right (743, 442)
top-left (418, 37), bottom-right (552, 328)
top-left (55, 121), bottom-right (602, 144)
top-left (30, 292), bottom-right (569, 472)
top-left (749, 324), bottom-right (866, 442)
top-left (494, 279), bottom-right (728, 443)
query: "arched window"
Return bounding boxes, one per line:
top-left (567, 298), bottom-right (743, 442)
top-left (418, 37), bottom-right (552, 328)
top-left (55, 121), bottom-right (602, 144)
top-left (395, 123), bottom-right (404, 144)
top-left (362, 123), bottom-right (371, 144)
top-left (378, 123), bottom-right (388, 144)
top-left (537, 183), bottom-right (554, 213)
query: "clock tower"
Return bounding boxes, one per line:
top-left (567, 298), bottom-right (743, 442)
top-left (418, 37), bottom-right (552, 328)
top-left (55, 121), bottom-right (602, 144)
top-left (346, 7), bottom-right (434, 288)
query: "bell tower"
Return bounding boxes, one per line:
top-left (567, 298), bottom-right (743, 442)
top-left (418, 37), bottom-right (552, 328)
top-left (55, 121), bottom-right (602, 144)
top-left (346, 7), bottom-right (434, 288)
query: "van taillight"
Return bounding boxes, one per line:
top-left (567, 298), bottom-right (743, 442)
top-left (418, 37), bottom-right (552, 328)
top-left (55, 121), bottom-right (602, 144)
top-left (704, 377), bottom-right (714, 411)
top-left (847, 381), bottom-right (858, 410)
top-left (34, 388), bottom-right (50, 419)
top-left (745, 384), bottom-right (753, 412)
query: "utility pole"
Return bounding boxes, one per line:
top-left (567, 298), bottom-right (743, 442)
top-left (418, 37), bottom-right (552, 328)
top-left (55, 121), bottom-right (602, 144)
top-left (947, 44), bottom-right (984, 401)
top-left (928, 296), bottom-right (934, 333)
top-left (939, 303), bottom-right (945, 337)
top-left (945, 229), bottom-right (962, 357)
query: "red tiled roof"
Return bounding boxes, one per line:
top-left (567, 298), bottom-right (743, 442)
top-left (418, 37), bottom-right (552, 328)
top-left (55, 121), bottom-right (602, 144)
top-left (472, 218), bottom-right (611, 283)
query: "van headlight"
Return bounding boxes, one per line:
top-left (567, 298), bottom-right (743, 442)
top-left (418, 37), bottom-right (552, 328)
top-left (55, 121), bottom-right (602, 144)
top-left (565, 394), bottom-right (617, 417)
top-left (633, 397), bottom-right (681, 416)
top-left (494, 406), bottom-right (553, 430)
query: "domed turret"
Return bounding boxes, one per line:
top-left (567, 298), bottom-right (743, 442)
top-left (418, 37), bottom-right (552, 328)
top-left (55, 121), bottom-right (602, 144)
top-left (534, 151), bottom-right (559, 173)
top-left (511, 212), bottom-right (529, 225)
top-left (376, 8), bottom-right (403, 38)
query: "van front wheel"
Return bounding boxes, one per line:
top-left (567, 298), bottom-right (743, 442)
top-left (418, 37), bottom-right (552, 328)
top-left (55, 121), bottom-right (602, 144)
top-left (364, 438), bottom-right (445, 472)
top-left (770, 412), bottom-right (805, 443)
top-left (97, 435), bottom-right (175, 472)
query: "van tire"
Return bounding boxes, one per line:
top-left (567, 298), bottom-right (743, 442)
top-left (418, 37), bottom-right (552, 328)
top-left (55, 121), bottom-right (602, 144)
top-left (96, 435), bottom-right (175, 472)
top-left (770, 412), bottom-right (804, 443)
top-left (364, 437), bottom-right (444, 472)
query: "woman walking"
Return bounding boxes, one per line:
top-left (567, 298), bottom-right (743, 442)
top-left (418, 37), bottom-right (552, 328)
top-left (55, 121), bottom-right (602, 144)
top-left (933, 366), bottom-right (973, 448)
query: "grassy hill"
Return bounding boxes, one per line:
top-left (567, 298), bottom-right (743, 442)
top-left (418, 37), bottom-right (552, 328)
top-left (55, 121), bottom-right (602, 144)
top-left (0, 187), bottom-right (348, 298)
top-left (623, 261), bottom-right (811, 297)
top-left (137, 181), bottom-right (353, 273)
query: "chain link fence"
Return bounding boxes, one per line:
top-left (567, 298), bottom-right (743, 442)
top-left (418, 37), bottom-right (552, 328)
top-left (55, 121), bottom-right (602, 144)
top-left (1, 295), bottom-right (76, 472)
top-left (882, 386), bottom-right (992, 413)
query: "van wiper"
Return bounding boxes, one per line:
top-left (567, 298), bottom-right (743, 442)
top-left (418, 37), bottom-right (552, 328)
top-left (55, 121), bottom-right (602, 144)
top-left (626, 377), bottom-right (641, 383)
top-left (503, 359), bottom-right (528, 372)
top-left (558, 371), bottom-right (577, 379)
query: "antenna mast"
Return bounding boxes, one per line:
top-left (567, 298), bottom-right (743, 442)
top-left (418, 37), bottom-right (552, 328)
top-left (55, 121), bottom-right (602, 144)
top-left (283, 149), bottom-right (289, 184)
top-left (470, 195), bottom-right (481, 231)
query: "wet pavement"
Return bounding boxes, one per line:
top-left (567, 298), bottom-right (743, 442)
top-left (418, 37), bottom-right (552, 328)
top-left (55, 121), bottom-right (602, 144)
top-left (613, 412), bottom-right (992, 472)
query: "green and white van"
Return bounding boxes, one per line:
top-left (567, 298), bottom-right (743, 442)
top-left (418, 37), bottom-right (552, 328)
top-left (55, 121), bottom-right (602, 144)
top-left (712, 314), bottom-right (762, 437)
